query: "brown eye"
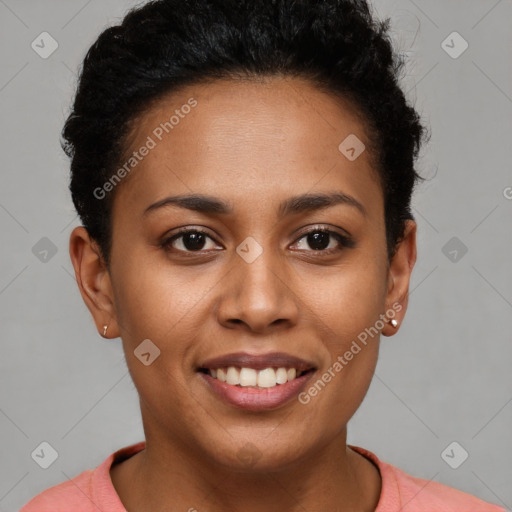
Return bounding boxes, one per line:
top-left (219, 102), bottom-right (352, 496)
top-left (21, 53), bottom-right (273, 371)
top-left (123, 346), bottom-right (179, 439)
top-left (162, 229), bottom-right (222, 253)
top-left (292, 227), bottom-right (355, 254)
top-left (304, 231), bottom-right (331, 250)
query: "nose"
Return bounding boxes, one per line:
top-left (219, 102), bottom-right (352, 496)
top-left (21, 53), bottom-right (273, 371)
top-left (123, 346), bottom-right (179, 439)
top-left (215, 248), bottom-right (299, 334)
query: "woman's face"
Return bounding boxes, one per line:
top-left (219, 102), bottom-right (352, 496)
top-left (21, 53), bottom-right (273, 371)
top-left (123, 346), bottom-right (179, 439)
top-left (71, 76), bottom-right (416, 470)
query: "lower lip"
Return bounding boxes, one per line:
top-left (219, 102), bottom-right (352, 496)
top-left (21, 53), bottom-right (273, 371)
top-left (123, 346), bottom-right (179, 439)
top-left (198, 370), bottom-right (315, 411)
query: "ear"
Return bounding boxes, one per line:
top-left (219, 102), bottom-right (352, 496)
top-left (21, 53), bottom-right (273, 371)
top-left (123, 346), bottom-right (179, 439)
top-left (69, 226), bottom-right (119, 338)
top-left (382, 219), bottom-right (417, 337)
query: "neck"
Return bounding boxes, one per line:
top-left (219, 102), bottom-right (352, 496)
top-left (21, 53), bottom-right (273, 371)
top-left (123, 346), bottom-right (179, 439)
top-left (111, 427), bottom-right (381, 512)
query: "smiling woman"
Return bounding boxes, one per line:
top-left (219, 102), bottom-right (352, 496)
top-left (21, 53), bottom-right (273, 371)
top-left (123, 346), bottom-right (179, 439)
top-left (19, 1), bottom-right (505, 511)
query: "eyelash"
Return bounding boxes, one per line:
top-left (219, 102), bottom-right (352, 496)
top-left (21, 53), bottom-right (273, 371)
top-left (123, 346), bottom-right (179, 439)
top-left (161, 226), bottom-right (354, 256)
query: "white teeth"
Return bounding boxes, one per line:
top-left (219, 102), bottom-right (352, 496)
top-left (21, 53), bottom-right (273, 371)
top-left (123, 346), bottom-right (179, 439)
top-left (207, 366), bottom-right (305, 388)
top-left (257, 368), bottom-right (277, 388)
top-left (216, 368), bottom-right (226, 382)
top-left (239, 367), bottom-right (257, 386)
top-left (226, 366), bottom-right (240, 385)
top-left (275, 367), bottom-right (288, 384)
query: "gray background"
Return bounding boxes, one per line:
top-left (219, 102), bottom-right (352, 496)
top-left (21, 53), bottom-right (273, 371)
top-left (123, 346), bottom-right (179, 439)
top-left (1, 0), bottom-right (511, 510)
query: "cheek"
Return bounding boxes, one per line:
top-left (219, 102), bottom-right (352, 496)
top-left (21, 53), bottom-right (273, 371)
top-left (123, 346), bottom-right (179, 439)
top-left (297, 267), bottom-right (383, 430)
top-left (110, 257), bottom-right (205, 411)
top-left (303, 258), bottom-right (388, 342)
top-left (111, 250), bottom-right (214, 342)
top-left (298, 255), bottom-right (385, 406)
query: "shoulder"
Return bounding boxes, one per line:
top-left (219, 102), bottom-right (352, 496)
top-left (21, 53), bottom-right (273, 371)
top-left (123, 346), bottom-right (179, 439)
top-left (19, 469), bottom-right (96, 512)
top-left (387, 463), bottom-right (506, 511)
top-left (349, 445), bottom-right (506, 512)
top-left (19, 441), bottom-right (145, 512)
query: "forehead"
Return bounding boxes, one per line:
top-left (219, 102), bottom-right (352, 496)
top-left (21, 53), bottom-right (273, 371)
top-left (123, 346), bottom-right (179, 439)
top-left (113, 76), bottom-right (382, 218)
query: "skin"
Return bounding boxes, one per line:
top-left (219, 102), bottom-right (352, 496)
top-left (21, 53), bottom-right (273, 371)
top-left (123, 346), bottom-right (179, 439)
top-left (69, 76), bottom-right (417, 512)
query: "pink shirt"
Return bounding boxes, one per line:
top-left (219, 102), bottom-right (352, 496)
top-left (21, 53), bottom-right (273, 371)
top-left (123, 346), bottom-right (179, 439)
top-left (20, 441), bottom-right (506, 511)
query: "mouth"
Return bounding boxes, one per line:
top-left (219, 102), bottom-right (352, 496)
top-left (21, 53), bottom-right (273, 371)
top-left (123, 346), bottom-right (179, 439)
top-left (196, 352), bottom-right (317, 411)
top-left (197, 366), bottom-right (314, 388)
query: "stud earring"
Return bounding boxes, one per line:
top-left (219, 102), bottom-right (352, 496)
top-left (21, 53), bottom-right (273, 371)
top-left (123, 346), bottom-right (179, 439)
top-left (390, 319), bottom-right (398, 328)
top-left (103, 324), bottom-right (108, 337)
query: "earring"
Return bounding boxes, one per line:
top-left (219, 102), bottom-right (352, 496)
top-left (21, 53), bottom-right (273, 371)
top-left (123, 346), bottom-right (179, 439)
top-left (390, 319), bottom-right (398, 328)
top-left (103, 324), bottom-right (108, 337)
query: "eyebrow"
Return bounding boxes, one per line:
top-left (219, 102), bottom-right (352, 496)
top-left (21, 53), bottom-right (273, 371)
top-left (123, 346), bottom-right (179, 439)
top-left (142, 191), bottom-right (367, 218)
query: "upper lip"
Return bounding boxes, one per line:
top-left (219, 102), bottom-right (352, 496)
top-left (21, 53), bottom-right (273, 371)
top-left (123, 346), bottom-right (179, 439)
top-left (198, 352), bottom-right (316, 372)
